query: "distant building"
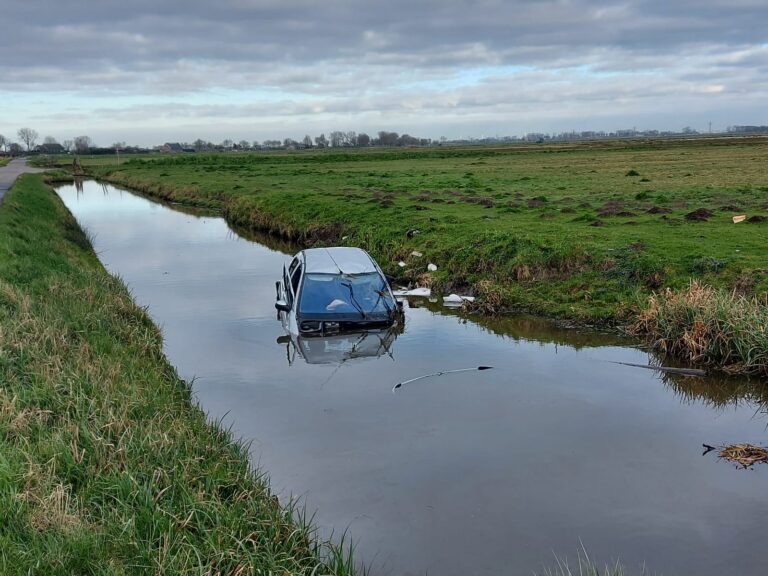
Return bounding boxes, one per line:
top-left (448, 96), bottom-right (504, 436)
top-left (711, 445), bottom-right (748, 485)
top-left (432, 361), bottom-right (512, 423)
top-left (36, 142), bottom-right (66, 154)
top-left (158, 142), bottom-right (184, 153)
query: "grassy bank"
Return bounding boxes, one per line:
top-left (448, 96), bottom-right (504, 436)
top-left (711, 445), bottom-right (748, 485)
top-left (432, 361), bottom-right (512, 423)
top-left (59, 138), bottom-right (768, 371)
top-left (0, 157), bottom-right (11, 167)
top-left (0, 175), bottom-right (356, 574)
top-left (631, 281), bottom-right (768, 375)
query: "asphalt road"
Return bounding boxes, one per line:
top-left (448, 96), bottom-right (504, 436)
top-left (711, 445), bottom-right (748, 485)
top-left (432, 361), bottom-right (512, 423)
top-left (0, 157), bottom-right (45, 204)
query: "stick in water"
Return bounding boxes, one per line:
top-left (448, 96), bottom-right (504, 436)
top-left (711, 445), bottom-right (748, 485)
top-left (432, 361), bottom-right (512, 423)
top-left (393, 366), bottom-right (494, 392)
top-left (609, 361), bottom-right (706, 377)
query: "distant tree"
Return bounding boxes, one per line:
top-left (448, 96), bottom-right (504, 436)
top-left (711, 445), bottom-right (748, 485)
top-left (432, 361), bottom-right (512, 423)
top-left (329, 131), bottom-right (344, 147)
top-left (283, 138), bottom-right (297, 148)
top-left (193, 139), bottom-right (208, 152)
top-left (43, 135), bottom-right (58, 145)
top-left (344, 131), bottom-right (357, 146)
top-left (314, 134), bottom-right (328, 148)
top-left (73, 135), bottom-right (92, 153)
top-left (221, 139), bottom-right (233, 150)
top-left (238, 139), bottom-right (250, 150)
top-left (357, 133), bottom-right (370, 147)
top-left (17, 127), bottom-right (39, 151)
top-left (398, 134), bottom-right (419, 146)
top-left (9, 143), bottom-right (23, 156)
top-left (0, 134), bottom-right (6, 152)
top-left (251, 140), bottom-right (260, 149)
top-left (62, 139), bottom-right (73, 153)
top-left (377, 131), bottom-right (399, 146)
top-left (302, 134), bottom-right (313, 148)
top-left (112, 141), bottom-right (126, 149)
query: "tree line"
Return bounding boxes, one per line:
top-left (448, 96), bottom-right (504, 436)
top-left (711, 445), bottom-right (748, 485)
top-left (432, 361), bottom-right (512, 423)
top-left (0, 128), bottom-right (103, 155)
top-left (0, 127), bottom-right (435, 156)
top-left (189, 131), bottom-right (432, 152)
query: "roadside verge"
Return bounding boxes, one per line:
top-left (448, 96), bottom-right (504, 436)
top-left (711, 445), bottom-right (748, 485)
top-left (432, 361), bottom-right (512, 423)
top-left (0, 175), bottom-right (357, 574)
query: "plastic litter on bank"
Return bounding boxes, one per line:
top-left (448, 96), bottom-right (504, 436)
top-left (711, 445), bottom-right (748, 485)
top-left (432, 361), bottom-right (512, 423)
top-left (392, 287), bottom-right (432, 297)
top-left (443, 294), bottom-right (476, 306)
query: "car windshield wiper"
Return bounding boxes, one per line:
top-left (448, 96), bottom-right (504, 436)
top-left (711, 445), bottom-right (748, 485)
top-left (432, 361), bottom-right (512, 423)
top-left (373, 281), bottom-right (393, 317)
top-left (341, 280), bottom-right (367, 319)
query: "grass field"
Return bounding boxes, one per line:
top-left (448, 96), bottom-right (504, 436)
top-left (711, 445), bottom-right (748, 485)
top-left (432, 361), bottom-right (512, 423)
top-left (0, 175), bottom-right (357, 574)
top-left (43, 137), bottom-right (768, 371)
top-left (75, 138), bottom-right (768, 323)
top-left (0, 157), bottom-right (11, 167)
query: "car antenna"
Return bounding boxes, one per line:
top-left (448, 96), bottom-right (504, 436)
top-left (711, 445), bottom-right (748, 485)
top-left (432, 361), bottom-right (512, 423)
top-left (325, 248), bottom-right (344, 275)
top-left (393, 366), bottom-right (494, 392)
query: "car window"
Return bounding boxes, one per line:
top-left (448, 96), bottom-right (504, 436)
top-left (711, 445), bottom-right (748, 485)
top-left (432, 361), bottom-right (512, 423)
top-left (288, 257), bottom-right (300, 276)
top-left (291, 264), bottom-right (302, 294)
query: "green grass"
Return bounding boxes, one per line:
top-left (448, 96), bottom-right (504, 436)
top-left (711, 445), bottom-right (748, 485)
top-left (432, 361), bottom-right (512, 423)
top-left (0, 175), bottom-right (359, 575)
top-left (47, 138), bottom-right (768, 371)
top-left (0, 157), bottom-right (11, 167)
top-left (64, 138), bottom-right (768, 326)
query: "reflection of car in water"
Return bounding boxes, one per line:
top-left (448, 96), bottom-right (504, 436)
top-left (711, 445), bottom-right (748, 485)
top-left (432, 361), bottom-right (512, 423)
top-left (278, 327), bottom-right (401, 365)
top-left (275, 247), bottom-right (401, 336)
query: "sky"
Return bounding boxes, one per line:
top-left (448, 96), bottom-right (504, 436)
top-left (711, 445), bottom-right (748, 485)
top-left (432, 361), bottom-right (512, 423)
top-left (1, 0), bottom-right (766, 147)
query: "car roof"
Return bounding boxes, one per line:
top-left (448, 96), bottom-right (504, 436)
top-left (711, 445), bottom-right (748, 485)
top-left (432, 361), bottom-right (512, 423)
top-left (300, 247), bottom-right (379, 274)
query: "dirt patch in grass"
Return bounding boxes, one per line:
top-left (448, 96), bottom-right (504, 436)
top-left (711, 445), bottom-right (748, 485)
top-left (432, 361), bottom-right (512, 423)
top-left (463, 196), bottom-right (495, 207)
top-left (646, 206), bottom-right (672, 214)
top-left (747, 215), bottom-right (767, 223)
top-left (685, 208), bottom-right (713, 221)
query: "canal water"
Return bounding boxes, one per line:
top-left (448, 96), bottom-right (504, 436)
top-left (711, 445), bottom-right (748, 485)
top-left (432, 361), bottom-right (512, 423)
top-left (57, 181), bottom-right (768, 576)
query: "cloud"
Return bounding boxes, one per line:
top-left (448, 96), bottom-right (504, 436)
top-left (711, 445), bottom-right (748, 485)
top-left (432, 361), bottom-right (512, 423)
top-left (1, 0), bottom-right (766, 143)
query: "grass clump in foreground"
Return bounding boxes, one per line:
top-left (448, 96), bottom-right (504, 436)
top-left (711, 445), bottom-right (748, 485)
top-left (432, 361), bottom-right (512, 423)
top-left (631, 281), bottom-right (768, 375)
top-left (0, 175), bottom-right (357, 574)
top-left (537, 545), bottom-right (647, 576)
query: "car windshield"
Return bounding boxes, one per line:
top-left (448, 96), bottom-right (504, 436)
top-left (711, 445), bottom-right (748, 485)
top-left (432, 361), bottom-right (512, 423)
top-left (299, 273), bottom-right (394, 316)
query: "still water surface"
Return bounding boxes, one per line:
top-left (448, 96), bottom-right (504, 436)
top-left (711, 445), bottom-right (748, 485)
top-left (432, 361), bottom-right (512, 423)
top-left (58, 181), bottom-right (767, 576)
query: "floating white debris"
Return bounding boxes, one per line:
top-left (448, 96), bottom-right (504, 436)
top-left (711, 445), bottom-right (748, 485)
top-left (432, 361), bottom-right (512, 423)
top-left (398, 261), bottom-right (407, 267)
top-left (411, 250), bottom-right (423, 257)
top-left (427, 263), bottom-right (438, 271)
top-left (392, 287), bottom-right (432, 297)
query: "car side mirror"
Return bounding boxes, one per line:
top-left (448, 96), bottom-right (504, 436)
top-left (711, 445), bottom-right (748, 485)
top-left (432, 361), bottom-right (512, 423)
top-left (275, 299), bottom-right (291, 312)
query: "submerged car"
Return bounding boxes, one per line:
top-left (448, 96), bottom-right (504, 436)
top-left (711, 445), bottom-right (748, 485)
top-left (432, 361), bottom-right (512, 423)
top-left (275, 247), bottom-right (401, 335)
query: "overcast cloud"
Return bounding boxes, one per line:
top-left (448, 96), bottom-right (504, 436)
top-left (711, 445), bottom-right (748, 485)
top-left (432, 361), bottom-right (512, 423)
top-left (1, 0), bottom-right (766, 145)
